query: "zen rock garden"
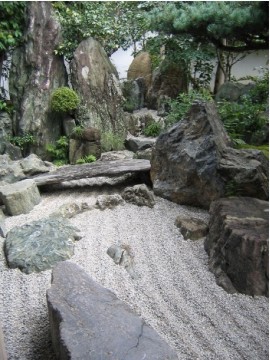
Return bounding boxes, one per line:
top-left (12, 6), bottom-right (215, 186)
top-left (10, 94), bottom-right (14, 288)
top-left (0, 2), bottom-right (268, 360)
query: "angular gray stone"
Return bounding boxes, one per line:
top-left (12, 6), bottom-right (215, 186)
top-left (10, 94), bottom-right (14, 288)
top-left (215, 81), bottom-right (254, 102)
top-left (122, 184), bottom-right (155, 208)
top-left (5, 218), bottom-right (80, 274)
top-left (0, 155), bottom-right (26, 186)
top-left (122, 78), bottom-right (145, 112)
top-left (20, 154), bottom-right (53, 176)
top-left (9, 2), bottom-right (68, 159)
top-left (136, 147), bottom-right (153, 160)
top-left (95, 194), bottom-right (124, 210)
top-left (47, 261), bottom-right (178, 360)
top-left (0, 179), bottom-right (41, 216)
top-left (107, 244), bottom-right (136, 278)
top-left (125, 133), bottom-right (156, 152)
top-left (70, 37), bottom-right (127, 134)
top-left (205, 197), bottom-right (269, 296)
top-left (69, 138), bottom-right (101, 165)
top-left (99, 150), bottom-right (135, 162)
top-left (0, 209), bottom-right (7, 238)
top-left (175, 216), bottom-right (208, 240)
top-left (151, 101), bottom-right (268, 208)
top-left (49, 202), bottom-right (90, 219)
top-left (1, 143), bottom-right (22, 160)
top-left (63, 116), bottom-right (76, 137)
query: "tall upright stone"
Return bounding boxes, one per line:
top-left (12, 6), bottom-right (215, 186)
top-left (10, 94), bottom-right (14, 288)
top-left (70, 38), bottom-right (127, 135)
top-left (9, 2), bottom-right (68, 159)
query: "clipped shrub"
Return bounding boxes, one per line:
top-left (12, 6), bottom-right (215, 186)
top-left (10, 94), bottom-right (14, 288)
top-left (51, 87), bottom-right (80, 113)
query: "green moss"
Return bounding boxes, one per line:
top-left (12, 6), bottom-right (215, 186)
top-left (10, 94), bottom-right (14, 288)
top-left (51, 87), bottom-right (80, 113)
top-left (236, 144), bottom-right (269, 158)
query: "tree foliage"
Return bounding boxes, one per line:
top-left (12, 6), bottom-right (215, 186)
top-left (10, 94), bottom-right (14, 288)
top-left (148, 2), bottom-right (268, 52)
top-left (53, 2), bottom-right (152, 59)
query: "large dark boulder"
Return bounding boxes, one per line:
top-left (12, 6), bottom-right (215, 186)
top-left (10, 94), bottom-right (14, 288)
top-left (151, 102), bottom-right (268, 208)
top-left (70, 37), bottom-right (126, 135)
top-left (9, 2), bottom-right (68, 159)
top-left (47, 261), bottom-right (178, 360)
top-left (204, 197), bottom-right (269, 297)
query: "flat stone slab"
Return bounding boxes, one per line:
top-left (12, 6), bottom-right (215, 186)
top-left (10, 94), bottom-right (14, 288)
top-left (31, 159), bottom-right (150, 187)
top-left (0, 179), bottom-right (41, 215)
top-left (47, 261), bottom-right (178, 360)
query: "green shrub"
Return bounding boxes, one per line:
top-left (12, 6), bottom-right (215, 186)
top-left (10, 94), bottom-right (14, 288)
top-left (217, 70), bottom-right (269, 145)
top-left (9, 133), bottom-right (36, 155)
top-left (71, 125), bottom-right (84, 138)
top-left (101, 132), bottom-right (125, 152)
top-left (165, 90), bottom-right (213, 128)
top-left (235, 144), bottom-right (269, 158)
top-left (46, 136), bottom-right (69, 165)
top-left (51, 87), bottom-right (80, 113)
top-left (143, 122), bottom-right (162, 137)
top-left (76, 154), bottom-right (97, 164)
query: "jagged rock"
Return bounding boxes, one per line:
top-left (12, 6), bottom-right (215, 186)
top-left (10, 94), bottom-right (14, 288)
top-left (215, 82), bottom-right (254, 102)
top-left (1, 143), bottom-right (22, 160)
top-left (20, 154), bottom-right (53, 175)
top-left (107, 244), bottom-right (136, 278)
top-left (49, 202), bottom-right (90, 219)
top-left (70, 37), bottom-right (126, 134)
top-left (0, 210), bottom-right (6, 238)
top-left (0, 112), bottom-right (13, 154)
top-left (95, 194), bottom-right (124, 210)
top-left (125, 133), bottom-right (156, 152)
top-left (136, 148), bottom-right (153, 160)
top-left (0, 155), bottom-right (25, 186)
top-left (127, 51), bottom-right (152, 90)
top-left (99, 150), bottom-right (135, 162)
top-left (46, 261), bottom-right (177, 359)
top-left (151, 102), bottom-right (268, 209)
top-left (175, 216), bottom-right (208, 240)
top-left (122, 78), bottom-right (145, 112)
top-left (0, 179), bottom-right (41, 216)
top-left (128, 108), bottom-right (164, 136)
top-left (69, 139), bottom-right (101, 165)
top-left (205, 197), bottom-right (269, 297)
top-left (122, 184), bottom-right (155, 208)
top-left (63, 117), bottom-right (76, 137)
top-left (147, 62), bottom-right (188, 110)
top-left (9, 2), bottom-right (68, 159)
top-left (5, 218), bottom-right (81, 274)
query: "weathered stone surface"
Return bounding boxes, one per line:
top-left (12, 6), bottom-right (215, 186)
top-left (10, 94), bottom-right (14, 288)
top-left (0, 322), bottom-right (7, 360)
top-left (95, 194), bottom-right (124, 210)
top-left (205, 197), bottom-right (269, 297)
top-left (63, 117), bottom-right (76, 137)
top-left (215, 82), bottom-right (254, 102)
top-left (175, 216), bottom-right (208, 240)
top-left (30, 159), bottom-right (151, 186)
top-left (0, 210), bottom-right (7, 238)
top-left (122, 78), bottom-right (145, 112)
top-left (127, 51), bottom-right (152, 89)
top-left (20, 154), bottom-right (53, 175)
top-left (47, 261), bottom-right (177, 359)
top-left (70, 38), bottom-right (126, 134)
top-left (49, 202), bottom-right (90, 219)
top-left (125, 133), bottom-right (156, 152)
top-left (107, 244), bottom-right (136, 278)
top-left (0, 155), bottom-right (25, 186)
top-left (136, 148), bottom-right (153, 160)
top-left (129, 108), bottom-right (164, 136)
top-left (147, 62), bottom-right (188, 110)
top-left (122, 184), bottom-right (155, 208)
top-left (69, 138), bottom-right (101, 165)
top-left (0, 112), bottom-right (13, 154)
top-left (1, 143), bottom-right (22, 160)
top-left (151, 102), bottom-right (268, 208)
top-left (99, 150), bottom-right (135, 162)
top-left (0, 179), bottom-right (41, 216)
top-left (9, 2), bottom-right (68, 159)
top-left (5, 218), bottom-right (80, 274)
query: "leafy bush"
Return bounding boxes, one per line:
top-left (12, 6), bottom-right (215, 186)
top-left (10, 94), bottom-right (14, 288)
top-left (46, 136), bottom-right (69, 165)
top-left (9, 133), bottom-right (36, 154)
top-left (71, 125), bottom-right (84, 138)
top-left (143, 122), bottom-right (162, 137)
top-left (165, 90), bottom-right (213, 128)
top-left (76, 154), bottom-right (97, 164)
top-left (217, 71), bottom-right (269, 144)
top-left (101, 132), bottom-right (125, 152)
top-left (51, 87), bottom-right (80, 113)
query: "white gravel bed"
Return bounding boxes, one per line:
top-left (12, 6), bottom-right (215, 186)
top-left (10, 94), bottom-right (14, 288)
top-left (0, 188), bottom-right (268, 360)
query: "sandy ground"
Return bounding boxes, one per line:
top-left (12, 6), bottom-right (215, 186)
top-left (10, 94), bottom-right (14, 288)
top-left (0, 186), bottom-right (268, 360)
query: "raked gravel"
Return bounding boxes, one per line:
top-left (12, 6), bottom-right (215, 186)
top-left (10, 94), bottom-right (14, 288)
top-left (0, 187), bottom-right (268, 360)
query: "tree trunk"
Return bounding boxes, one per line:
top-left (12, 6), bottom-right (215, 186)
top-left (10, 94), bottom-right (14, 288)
top-left (213, 60), bottom-right (225, 94)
